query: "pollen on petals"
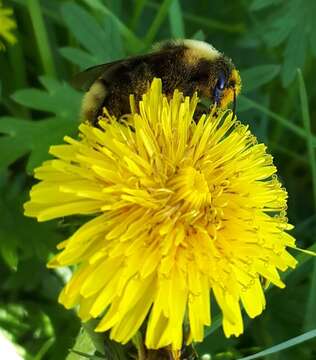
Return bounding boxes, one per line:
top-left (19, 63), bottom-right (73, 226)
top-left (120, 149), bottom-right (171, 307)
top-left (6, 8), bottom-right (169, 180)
top-left (24, 78), bottom-right (297, 350)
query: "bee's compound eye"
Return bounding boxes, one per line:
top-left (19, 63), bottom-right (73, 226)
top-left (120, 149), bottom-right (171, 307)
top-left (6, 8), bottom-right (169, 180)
top-left (213, 72), bottom-right (226, 104)
top-left (216, 73), bottom-right (226, 91)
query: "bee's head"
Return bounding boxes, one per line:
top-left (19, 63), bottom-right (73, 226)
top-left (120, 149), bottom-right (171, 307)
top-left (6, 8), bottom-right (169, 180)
top-left (187, 57), bottom-right (241, 115)
top-left (210, 57), bottom-right (241, 116)
top-left (181, 40), bottom-right (241, 114)
top-left (213, 66), bottom-right (241, 111)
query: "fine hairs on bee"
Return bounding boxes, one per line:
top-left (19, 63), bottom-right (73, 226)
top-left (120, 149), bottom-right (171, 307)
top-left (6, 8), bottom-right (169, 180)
top-left (71, 39), bottom-right (241, 125)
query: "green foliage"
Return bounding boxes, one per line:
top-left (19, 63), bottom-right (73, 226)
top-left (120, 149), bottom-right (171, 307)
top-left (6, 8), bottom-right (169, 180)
top-left (66, 326), bottom-right (99, 360)
top-left (238, 329), bottom-right (316, 360)
top-left (241, 65), bottom-right (280, 93)
top-left (60, 2), bottom-right (125, 69)
top-left (248, 0), bottom-right (316, 86)
top-left (0, 0), bottom-right (316, 359)
top-left (0, 76), bottom-right (81, 172)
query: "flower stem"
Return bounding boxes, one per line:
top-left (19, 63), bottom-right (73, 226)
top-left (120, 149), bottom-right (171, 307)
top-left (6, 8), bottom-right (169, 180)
top-left (132, 332), bottom-right (146, 360)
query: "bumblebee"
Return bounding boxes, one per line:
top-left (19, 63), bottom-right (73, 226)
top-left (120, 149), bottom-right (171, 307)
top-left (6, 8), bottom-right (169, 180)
top-left (71, 39), bottom-right (241, 124)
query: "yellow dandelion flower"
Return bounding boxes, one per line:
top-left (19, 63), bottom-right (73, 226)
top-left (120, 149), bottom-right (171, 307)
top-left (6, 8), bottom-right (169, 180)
top-left (0, 1), bottom-right (17, 50)
top-left (24, 78), bottom-right (298, 350)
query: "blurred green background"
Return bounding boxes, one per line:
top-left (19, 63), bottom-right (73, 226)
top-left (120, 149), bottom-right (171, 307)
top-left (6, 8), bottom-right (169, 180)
top-left (0, 0), bottom-right (316, 359)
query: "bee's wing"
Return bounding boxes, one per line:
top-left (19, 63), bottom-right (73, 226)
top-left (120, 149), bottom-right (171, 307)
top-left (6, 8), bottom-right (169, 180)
top-left (70, 61), bottom-right (124, 91)
top-left (70, 50), bottom-right (175, 91)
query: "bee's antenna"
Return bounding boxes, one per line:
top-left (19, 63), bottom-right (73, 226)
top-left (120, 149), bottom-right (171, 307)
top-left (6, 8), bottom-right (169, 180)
top-left (232, 88), bottom-right (237, 120)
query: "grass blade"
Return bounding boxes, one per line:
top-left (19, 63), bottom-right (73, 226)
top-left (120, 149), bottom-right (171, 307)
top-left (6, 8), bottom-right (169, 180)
top-left (282, 242), bottom-right (316, 281)
top-left (130, 0), bottom-right (148, 30)
top-left (147, 2), bottom-right (244, 33)
top-left (297, 69), bottom-right (316, 331)
top-left (238, 329), bottom-right (316, 360)
top-left (27, 0), bottom-right (56, 77)
top-left (144, 0), bottom-right (174, 46)
top-left (270, 142), bottom-right (308, 164)
top-left (204, 314), bottom-right (222, 338)
top-left (297, 69), bottom-right (316, 206)
top-left (34, 338), bottom-right (55, 360)
top-left (304, 262), bottom-right (316, 330)
top-left (168, 0), bottom-right (185, 38)
top-left (240, 95), bottom-right (316, 143)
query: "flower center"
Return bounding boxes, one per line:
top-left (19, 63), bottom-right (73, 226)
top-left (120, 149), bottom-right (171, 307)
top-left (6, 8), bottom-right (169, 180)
top-left (170, 166), bottom-right (211, 210)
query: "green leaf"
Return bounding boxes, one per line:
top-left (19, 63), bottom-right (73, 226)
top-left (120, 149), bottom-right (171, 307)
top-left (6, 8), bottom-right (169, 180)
top-left (99, 19), bottom-right (124, 61)
top-left (70, 321), bottom-right (127, 360)
top-left (168, 0), bottom-right (185, 38)
top-left (0, 116), bottom-right (78, 172)
top-left (59, 47), bottom-right (97, 70)
top-left (191, 30), bottom-right (205, 41)
top-left (250, 0), bottom-right (282, 11)
top-left (281, 25), bottom-right (307, 86)
top-left (238, 329), bottom-right (316, 360)
top-left (82, 322), bottom-right (105, 355)
top-left (66, 327), bottom-right (96, 360)
top-left (251, 1), bottom-right (310, 88)
top-left (81, 0), bottom-right (143, 53)
top-left (310, 17), bottom-right (316, 56)
top-left (262, 17), bottom-right (293, 47)
top-left (0, 77), bottom-right (81, 171)
top-left (261, 1), bottom-right (300, 47)
top-left (0, 241), bottom-right (18, 271)
top-left (0, 304), bottom-right (29, 334)
top-left (0, 173), bottom-right (62, 268)
top-left (241, 64), bottom-right (280, 93)
top-left (12, 76), bottom-right (81, 120)
top-left (305, 1), bottom-right (316, 57)
top-left (0, 135), bottom-right (27, 171)
top-left (61, 3), bottom-right (111, 62)
top-left (60, 3), bottom-right (125, 67)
